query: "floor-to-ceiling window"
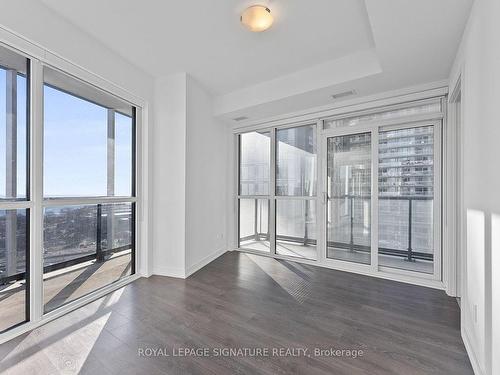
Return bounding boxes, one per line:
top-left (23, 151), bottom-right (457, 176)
top-left (0, 45), bottom-right (29, 333)
top-left (276, 125), bottom-right (317, 259)
top-left (236, 98), bottom-right (443, 284)
top-left (0, 41), bottom-right (140, 338)
top-left (238, 131), bottom-right (271, 252)
top-left (238, 124), bottom-right (319, 260)
top-left (42, 66), bottom-right (136, 312)
top-left (378, 125), bottom-right (435, 273)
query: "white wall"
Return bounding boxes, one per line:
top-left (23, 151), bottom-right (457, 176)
top-left (449, 1), bottom-right (500, 374)
top-left (152, 74), bottom-right (229, 277)
top-left (152, 74), bottom-right (188, 277)
top-left (185, 76), bottom-right (229, 274)
top-left (0, 0), bottom-right (153, 101)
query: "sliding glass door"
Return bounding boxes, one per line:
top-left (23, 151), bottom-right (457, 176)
top-left (326, 132), bottom-right (371, 264)
top-left (236, 99), bottom-right (442, 283)
top-left (377, 125), bottom-right (436, 274)
top-left (322, 120), bottom-right (441, 278)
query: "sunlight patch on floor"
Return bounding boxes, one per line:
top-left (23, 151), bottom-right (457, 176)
top-left (246, 253), bottom-right (312, 304)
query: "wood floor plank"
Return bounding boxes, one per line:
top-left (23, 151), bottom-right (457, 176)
top-left (0, 252), bottom-right (473, 374)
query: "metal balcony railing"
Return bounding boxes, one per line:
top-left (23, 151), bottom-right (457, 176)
top-left (329, 195), bottom-right (433, 262)
top-left (0, 203), bottom-right (132, 286)
top-left (240, 195), bottom-right (433, 263)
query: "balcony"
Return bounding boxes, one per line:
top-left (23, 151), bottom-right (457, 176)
top-left (0, 204), bottom-right (133, 333)
top-left (239, 195), bottom-right (434, 273)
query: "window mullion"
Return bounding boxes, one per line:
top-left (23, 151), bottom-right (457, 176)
top-left (317, 119), bottom-right (326, 264)
top-left (270, 128), bottom-right (276, 255)
top-left (5, 69), bottom-right (18, 279)
top-left (30, 58), bottom-right (44, 324)
top-left (42, 196), bottom-right (137, 206)
top-left (107, 109), bottom-right (116, 256)
top-left (371, 126), bottom-right (379, 270)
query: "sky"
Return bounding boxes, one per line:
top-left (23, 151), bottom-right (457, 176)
top-left (0, 67), bottom-right (132, 199)
top-left (0, 71), bottom-right (26, 199)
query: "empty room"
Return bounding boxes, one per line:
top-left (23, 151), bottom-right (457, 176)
top-left (0, 0), bottom-right (498, 374)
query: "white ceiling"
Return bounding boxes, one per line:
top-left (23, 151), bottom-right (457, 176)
top-left (40, 0), bottom-right (473, 121)
top-left (41, 0), bottom-right (374, 94)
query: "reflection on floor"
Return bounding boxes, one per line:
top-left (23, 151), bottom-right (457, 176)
top-left (240, 239), bottom-right (317, 260)
top-left (0, 251), bottom-right (131, 333)
top-left (0, 252), bottom-right (472, 375)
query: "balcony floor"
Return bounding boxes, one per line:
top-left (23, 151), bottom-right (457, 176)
top-left (240, 239), bottom-right (317, 260)
top-left (239, 240), bottom-right (433, 273)
top-left (328, 248), bottom-right (434, 274)
top-left (1, 251), bottom-right (471, 374)
top-left (0, 251), bottom-right (131, 333)
top-left (44, 251), bottom-right (132, 312)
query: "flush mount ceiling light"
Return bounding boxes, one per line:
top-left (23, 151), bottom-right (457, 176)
top-left (240, 5), bottom-right (274, 32)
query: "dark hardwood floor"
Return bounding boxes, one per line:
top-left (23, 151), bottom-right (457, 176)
top-left (0, 251), bottom-right (473, 374)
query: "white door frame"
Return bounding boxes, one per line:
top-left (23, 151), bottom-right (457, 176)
top-left (444, 77), bottom-right (463, 297)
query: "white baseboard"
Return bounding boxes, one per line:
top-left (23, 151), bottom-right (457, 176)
top-left (153, 265), bottom-right (187, 278)
top-left (142, 271), bottom-right (154, 278)
top-left (185, 248), bottom-right (227, 278)
top-left (152, 248), bottom-right (228, 279)
top-left (462, 325), bottom-right (484, 375)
